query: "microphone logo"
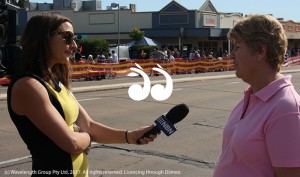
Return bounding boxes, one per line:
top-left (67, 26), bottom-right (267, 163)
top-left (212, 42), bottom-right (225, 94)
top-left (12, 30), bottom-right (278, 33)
top-left (127, 63), bottom-right (173, 101)
top-left (155, 115), bottom-right (177, 136)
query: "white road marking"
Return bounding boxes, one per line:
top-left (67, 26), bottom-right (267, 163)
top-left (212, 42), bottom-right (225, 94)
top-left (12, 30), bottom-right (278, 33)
top-left (77, 98), bottom-right (102, 102)
top-left (173, 88), bottom-right (183, 91)
top-left (0, 156), bottom-right (31, 165)
top-left (0, 143), bottom-right (98, 165)
top-left (226, 81), bottom-right (240, 84)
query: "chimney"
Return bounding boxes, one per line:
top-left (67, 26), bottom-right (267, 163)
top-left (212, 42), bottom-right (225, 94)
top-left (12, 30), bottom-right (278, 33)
top-left (130, 4), bottom-right (136, 12)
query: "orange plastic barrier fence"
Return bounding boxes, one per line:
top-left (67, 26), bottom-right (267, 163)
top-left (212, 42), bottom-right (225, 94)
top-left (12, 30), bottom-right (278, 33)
top-left (1, 56), bottom-right (300, 86)
top-left (283, 55), bottom-right (300, 67)
top-left (71, 58), bottom-right (235, 79)
top-left (0, 76), bottom-right (10, 85)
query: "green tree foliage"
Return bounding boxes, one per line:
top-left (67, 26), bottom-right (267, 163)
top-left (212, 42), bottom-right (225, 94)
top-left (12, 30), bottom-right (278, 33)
top-left (9, 0), bottom-right (27, 8)
top-left (17, 0), bottom-right (28, 8)
top-left (77, 39), bottom-right (109, 59)
top-left (129, 28), bottom-right (144, 45)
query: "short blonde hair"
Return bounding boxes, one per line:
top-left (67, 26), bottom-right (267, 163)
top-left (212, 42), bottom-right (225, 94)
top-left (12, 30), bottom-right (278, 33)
top-left (228, 14), bottom-right (287, 71)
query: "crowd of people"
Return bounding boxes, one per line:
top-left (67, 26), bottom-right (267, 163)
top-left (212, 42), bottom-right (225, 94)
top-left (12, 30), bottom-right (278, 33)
top-left (131, 47), bottom-right (229, 61)
top-left (71, 45), bottom-right (299, 64)
top-left (67, 44), bottom-right (300, 81)
top-left (72, 50), bottom-right (119, 63)
top-left (71, 46), bottom-right (231, 63)
top-left (285, 48), bottom-right (300, 60)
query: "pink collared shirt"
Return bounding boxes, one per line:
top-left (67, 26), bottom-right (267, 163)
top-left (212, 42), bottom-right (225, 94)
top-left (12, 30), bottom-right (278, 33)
top-left (214, 75), bottom-right (300, 177)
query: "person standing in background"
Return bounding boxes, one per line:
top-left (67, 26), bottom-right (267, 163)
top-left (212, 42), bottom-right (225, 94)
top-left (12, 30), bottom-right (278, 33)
top-left (140, 50), bottom-right (147, 59)
top-left (111, 50), bottom-right (118, 63)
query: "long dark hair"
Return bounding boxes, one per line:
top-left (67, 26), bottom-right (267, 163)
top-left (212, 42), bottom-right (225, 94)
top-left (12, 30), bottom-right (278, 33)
top-left (21, 13), bottom-right (73, 88)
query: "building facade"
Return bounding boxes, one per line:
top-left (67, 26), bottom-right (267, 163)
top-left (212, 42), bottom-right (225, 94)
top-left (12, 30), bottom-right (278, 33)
top-left (11, 0), bottom-right (300, 56)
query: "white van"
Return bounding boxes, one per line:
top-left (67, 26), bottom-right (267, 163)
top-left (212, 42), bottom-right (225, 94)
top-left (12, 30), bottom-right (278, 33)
top-left (109, 46), bottom-right (130, 62)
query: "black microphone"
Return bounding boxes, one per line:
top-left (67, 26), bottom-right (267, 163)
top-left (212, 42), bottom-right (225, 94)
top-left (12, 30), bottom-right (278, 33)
top-left (136, 103), bottom-right (189, 144)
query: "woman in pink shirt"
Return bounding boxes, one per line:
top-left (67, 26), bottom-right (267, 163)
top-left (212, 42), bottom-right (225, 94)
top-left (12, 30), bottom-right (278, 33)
top-left (213, 14), bottom-right (300, 177)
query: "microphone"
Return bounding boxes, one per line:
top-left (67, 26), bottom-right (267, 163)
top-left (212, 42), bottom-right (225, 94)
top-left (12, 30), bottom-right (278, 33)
top-left (136, 103), bottom-right (189, 144)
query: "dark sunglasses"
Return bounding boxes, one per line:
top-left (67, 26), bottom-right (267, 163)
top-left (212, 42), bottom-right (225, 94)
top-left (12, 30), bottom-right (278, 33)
top-left (50, 31), bottom-right (75, 45)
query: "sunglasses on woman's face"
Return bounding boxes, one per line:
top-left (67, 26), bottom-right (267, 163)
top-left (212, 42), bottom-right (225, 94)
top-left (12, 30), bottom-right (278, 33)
top-left (51, 31), bottom-right (75, 45)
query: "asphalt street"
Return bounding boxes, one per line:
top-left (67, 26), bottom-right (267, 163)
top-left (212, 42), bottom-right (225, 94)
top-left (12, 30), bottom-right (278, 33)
top-left (1, 66), bottom-right (300, 177)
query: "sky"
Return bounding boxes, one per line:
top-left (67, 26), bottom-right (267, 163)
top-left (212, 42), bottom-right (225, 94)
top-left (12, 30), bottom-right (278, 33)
top-left (32, 0), bottom-right (300, 22)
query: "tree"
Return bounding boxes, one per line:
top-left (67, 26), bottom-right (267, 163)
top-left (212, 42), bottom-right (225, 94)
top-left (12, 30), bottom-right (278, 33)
top-left (78, 39), bottom-right (109, 59)
top-left (8, 0), bottom-right (27, 8)
top-left (17, 0), bottom-right (28, 8)
top-left (129, 28), bottom-right (144, 45)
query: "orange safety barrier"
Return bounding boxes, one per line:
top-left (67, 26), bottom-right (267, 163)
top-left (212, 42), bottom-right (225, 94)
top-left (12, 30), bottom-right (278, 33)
top-left (0, 76), bottom-right (10, 86)
top-left (70, 58), bottom-right (235, 79)
top-left (283, 55), bottom-right (300, 67)
top-left (1, 56), bottom-right (300, 86)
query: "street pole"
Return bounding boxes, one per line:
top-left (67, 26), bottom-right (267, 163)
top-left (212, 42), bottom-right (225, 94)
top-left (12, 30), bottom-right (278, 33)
top-left (117, 5), bottom-right (120, 63)
top-left (111, 3), bottom-right (120, 62)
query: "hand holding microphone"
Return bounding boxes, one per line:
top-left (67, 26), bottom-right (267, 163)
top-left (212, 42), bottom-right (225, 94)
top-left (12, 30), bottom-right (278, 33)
top-left (136, 103), bottom-right (189, 144)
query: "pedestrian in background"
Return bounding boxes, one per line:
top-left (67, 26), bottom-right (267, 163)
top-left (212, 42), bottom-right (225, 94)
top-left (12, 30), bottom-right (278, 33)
top-left (111, 50), bottom-right (118, 63)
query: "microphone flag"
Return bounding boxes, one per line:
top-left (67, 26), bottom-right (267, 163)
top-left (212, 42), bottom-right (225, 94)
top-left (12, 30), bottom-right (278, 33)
top-left (154, 115), bottom-right (177, 136)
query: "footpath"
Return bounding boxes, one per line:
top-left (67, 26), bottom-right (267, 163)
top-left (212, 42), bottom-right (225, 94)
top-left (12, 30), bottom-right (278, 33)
top-left (1, 65), bottom-right (300, 101)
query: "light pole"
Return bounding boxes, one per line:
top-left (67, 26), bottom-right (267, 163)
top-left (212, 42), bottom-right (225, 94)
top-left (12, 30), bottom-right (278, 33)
top-left (111, 3), bottom-right (120, 63)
